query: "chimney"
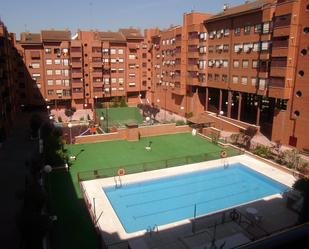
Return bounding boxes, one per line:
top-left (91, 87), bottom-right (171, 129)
top-left (223, 4), bottom-right (229, 11)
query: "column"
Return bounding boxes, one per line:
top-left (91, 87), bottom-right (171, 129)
top-left (219, 89), bottom-right (222, 113)
top-left (256, 97), bottom-right (261, 126)
top-left (237, 92), bottom-right (242, 120)
top-left (205, 87), bottom-right (209, 112)
top-left (227, 91), bottom-right (232, 118)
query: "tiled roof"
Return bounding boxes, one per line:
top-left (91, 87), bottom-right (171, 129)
top-left (20, 33), bottom-right (42, 44)
top-left (98, 32), bottom-right (126, 42)
top-left (119, 28), bottom-right (143, 39)
top-left (206, 0), bottom-right (273, 22)
top-left (41, 30), bottom-right (71, 42)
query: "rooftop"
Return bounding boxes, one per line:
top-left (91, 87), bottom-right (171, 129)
top-left (205, 0), bottom-right (273, 23)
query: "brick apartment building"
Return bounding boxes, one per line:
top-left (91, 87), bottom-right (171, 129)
top-left (148, 0), bottom-right (309, 151)
top-left (1, 0), bottom-right (308, 151)
top-left (0, 21), bottom-right (27, 142)
top-left (18, 29), bottom-right (152, 109)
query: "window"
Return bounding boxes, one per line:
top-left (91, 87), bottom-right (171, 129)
top-left (208, 73), bottom-right (213, 81)
top-left (102, 48), bottom-right (109, 54)
top-left (56, 90), bottom-right (63, 95)
top-left (208, 46), bottom-right (214, 53)
top-left (47, 90), bottom-right (54, 95)
top-left (55, 79), bottom-right (62, 85)
top-left (103, 58), bottom-right (109, 63)
top-left (244, 25), bottom-right (251, 35)
top-left (232, 76), bottom-right (238, 84)
top-left (110, 58), bottom-right (117, 63)
top-left (253, 42), bottom-right (260, 52)
top-left (63, 59), bottom-right (69, 66)
top-left (47, 80), bottom-right (53, 86)
top-left (63, 79), bottom-right (70, 86)
top-left (259, 78), bottom-right (267, 90)
top-left (261, 41), bottom-right (269, 51)
top-left (234, 44), bottom-right (242, 53)
top-left (241, 77), bottom-right (248, 85)
top-left (224, 28), bottom-right (230, 36)
top-left (129, 54), bottom-right (136, 59)
top-left (63, 69), bottom-right (69, 76)
top-left (263, 22), bottom-right (270, 34)
top-left (110, 49), bottom-right (116, 54)
top-left (54, 59), bottom-right (61, 65)
top-left (119, 78), bottom-right (124, 84)
top-left (111, 78), bottom-right (117, 83)
top-left (46, 70), bottom-right (53, 75)
top-left (251, 77), bottom-right (258, 86)
top-left (142, 53), bottom-right (147, 58)
top-left (254, 24), bottom-right (262, 33)
top-left (103, 78), bottom-right (110, 84)
top-left (234, 27), bottom-right (241, 36)
top-left (55, 70), bottom-right (61, 75)
top-left (129, 73), bottom-right (135, 78)
top-left (223, 60), bottom-right (228, 68)
top-left (252, 60), bottom-right (259, 68)
top-left (223, 44), bottom-right (229, 52)
top-left (46, 59), bottom-right (52, 65)
top-left (118, 58), bottom-right (124, 63)
top-left (233, 60), bottom-right (239, 68)
top-left (118, 68), bottom-right (124, 73)
top-left (32, 73), bottom-right (40, 79)
top-left (45, 48), bottom-right (51, 54)
top-left (222, 74), bottom-right (228, 82)
top-left (215, 74), bottom-right (220, 81)
top-left (32, 63), bottom-right (40, 68)
top-left (129, 82), bottom-right (136, 87)
top-left (242, 60), bottom-right (249, 68)
top-left (243, 43), bottom-right (253, 53)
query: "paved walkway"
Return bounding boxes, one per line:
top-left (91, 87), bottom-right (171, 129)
top-left (0, 112), bottom-right (38, 249)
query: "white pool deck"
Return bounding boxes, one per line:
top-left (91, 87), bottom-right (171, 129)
top-left (81, 154), bottom-right (299, 249)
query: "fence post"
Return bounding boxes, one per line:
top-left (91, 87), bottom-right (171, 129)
top-left (94, 170), bottom-right (98, 178)
top-left (165, 159), bottom-right (168, 168)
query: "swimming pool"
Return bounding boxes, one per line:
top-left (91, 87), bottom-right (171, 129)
top-left (103, 163), bottom-right (289, 233)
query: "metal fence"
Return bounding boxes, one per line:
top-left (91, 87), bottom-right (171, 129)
top-left (77, 151), bottom-right (240, 182)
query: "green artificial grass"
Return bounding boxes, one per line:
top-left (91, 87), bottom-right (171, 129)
top-left (49, 133), bottom-right (239, 249)
top-left (96, 107), bottom-right (143, 128)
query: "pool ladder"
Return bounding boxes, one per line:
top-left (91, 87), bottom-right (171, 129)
top-left (146, 224), bottom-right (159, 236)
top-left (114, 175), bottom-right (123, 189)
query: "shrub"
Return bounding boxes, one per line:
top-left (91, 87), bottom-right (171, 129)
top-left (244, 126), bottom-right (258, 138)
top-left (185, 112), bottom-right (193, 119)
top-left (57, 116), bottom-right (62, 123)
top-left (120, 96), bottom-right (128, 107)
top-left (252, 145), bottom-right (272, 159)
top-left (30, 114), bottom-right (42, 138)
top-left (64, 108), bottom-right (76, 119)
top-left (176, 120), bottom-right (186, 126)
top-left (293, 178), bottom-right (309, 223)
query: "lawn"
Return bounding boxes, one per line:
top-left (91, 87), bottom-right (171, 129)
top-left (49, 133), bottom-right (239, 249)
top-left (96, 107), bottom-right (143, 128)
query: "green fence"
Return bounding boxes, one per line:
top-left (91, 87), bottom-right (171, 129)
top-left (77, 150), bottom-right (240, 182)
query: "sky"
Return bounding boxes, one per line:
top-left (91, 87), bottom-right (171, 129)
top-left (0, 0), bottom-right (245, 38)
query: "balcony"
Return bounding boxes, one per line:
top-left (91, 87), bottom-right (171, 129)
top-left (187, 39), bottom-right (199, 46)
top-left (273, 27), bottom-right (290, 37)
top-left (71, 61), bottom-right (82, 68)
top-left (91, 61), bottom-right (102, 68)
top-left (187, 76), bottom-right (199, 86)
top-left (270, 67), bottom-right (287, 77)
top-left (71, 70), bottom-right (83, 78)
top-left (175, 39), bottom-right (181, 47)
top-left (187, 52), bottom-right (199, 59)
top-left (171, 85), bottom-right (186, 95)
top-left (187, 64), bottom-right (198, 71)
top-left (72, 91), bottom-right (84, 99)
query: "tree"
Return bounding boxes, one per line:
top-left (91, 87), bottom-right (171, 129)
top-left (30, 114), bottom-right (42, 139)
top-left (120, 96), bottom-right (128, 107)
top-left (64, 107), bottom-right (76, 120)
top-left (293, 178), bottom-right (309, 223)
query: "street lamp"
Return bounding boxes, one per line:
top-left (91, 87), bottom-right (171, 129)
top-left (68, 122), bottom-right (73, 144)
top-left (47, 105), bottom-right (50, 116)
top-left (84, 103), bottom-right (88, 121)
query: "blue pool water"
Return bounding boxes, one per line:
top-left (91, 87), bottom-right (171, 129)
top-left (103, 163), bottom-right (289, 233)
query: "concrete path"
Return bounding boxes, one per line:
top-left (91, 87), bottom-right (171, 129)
top-left (0, 112), bottom-right (37, 249)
